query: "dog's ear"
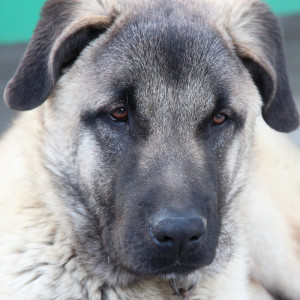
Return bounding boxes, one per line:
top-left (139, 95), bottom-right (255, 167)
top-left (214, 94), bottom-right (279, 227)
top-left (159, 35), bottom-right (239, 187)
top-left (225, 1), bottom-right (299, 132)
top-left (4, 1), bottom-right (112, 111)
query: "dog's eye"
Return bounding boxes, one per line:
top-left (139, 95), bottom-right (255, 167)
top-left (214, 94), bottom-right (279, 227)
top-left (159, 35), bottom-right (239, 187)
top-left (109, 107), bottom-right (128, 122)
top-left (212, 113), bottom-right (226, 125)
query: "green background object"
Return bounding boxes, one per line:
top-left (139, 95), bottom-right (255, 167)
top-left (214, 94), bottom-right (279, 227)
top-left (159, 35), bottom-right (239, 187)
top-left (0, 0), bottom-right (45, 44)
top-left (0, 0), bottom-right (300, 44)
top-left (266, 0), bottom-right (300, 15)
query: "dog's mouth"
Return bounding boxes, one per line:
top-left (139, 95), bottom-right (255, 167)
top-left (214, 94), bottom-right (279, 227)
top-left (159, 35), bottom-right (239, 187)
top-left (118, 256), bottom-right (204, 279)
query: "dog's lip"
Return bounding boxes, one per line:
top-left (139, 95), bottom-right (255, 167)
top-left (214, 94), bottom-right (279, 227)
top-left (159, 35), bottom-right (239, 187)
top-left (124, 260), bottom-right (201, 277)
top-left (117, 256), bottom-right (201, 277)
top-left (152, 261), bottom-right (200, 276)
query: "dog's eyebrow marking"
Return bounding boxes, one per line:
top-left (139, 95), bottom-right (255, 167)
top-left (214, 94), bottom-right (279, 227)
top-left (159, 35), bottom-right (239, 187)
top-left (80, 102), bottom-right (121, 124)
top-left (79, 85), bottom-right (131, 121)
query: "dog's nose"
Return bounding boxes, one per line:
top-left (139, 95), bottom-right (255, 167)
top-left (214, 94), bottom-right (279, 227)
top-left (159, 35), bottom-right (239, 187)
top-left (149, 210), bottom-right (206, 256)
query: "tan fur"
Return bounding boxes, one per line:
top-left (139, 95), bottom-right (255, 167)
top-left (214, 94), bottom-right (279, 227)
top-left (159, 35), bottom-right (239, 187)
top-left (245, 119), bottom-right (300, 298)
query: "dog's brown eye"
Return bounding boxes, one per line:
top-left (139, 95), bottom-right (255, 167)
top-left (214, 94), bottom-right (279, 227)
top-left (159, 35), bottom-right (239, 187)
top-left (109, 107), bottom-right (128, 122)
top-left (212, 113), bottom-right (226, 125)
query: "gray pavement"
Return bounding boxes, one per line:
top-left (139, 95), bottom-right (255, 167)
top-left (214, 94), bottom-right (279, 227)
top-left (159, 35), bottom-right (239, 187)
top-left (0, 44), bottom-right (25, 136)
top-left (1, 15), bottom-right (300, 146)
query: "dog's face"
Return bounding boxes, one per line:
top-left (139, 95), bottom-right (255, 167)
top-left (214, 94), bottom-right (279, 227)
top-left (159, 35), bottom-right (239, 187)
top-left (4, 0), bottom-right (299, 285)
top-left (49, 12), bottom-right (259, 277)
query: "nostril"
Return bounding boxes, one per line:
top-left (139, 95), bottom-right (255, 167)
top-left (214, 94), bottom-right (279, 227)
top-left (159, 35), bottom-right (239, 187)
top-left (190, 234), bottom-right (201, 242)
top-left (158, 235), bottom-right (173, 243)
top-left (150, 224), bottom-right (175, 246)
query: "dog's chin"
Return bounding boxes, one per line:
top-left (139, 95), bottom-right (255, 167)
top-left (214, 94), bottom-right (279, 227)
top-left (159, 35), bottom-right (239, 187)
top-left (101, 261), bottom-right (200, 292)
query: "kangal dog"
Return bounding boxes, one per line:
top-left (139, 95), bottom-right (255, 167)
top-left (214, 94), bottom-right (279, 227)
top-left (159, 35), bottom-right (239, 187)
top-left (1, 0), bottom-right (300, 299)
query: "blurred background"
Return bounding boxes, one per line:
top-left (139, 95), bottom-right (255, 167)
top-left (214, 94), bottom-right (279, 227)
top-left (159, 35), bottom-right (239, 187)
top-left (0, 0), bottom-right (300, 145)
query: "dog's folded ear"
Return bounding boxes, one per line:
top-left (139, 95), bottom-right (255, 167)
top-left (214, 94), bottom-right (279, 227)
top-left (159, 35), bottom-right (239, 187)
top-left (4, 1), bottom-right (112, 111)
top-left (226, 1), bottom-right (299, 132)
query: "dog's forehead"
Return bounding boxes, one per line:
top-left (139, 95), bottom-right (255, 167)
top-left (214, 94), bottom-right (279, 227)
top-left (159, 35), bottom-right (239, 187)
top-left (77, 4), bottom-right (244, 123)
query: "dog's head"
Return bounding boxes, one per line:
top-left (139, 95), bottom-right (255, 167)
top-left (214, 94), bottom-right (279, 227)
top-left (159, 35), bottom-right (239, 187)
top-left (4, 0), bottom-right (299, 285)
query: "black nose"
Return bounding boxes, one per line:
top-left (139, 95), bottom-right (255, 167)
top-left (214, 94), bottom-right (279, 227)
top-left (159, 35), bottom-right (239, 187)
top-left (149, 210), bottom-right (206, 256)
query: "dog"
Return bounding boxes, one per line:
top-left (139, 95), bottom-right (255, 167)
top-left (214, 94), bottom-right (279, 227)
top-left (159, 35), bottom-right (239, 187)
top-left (1, 0), bottom-right (300, 299)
